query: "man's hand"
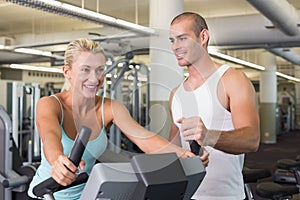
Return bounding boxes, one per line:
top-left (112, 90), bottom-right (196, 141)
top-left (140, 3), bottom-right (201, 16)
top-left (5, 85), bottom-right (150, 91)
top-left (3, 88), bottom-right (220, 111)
top-left (177, 116), bottom-right (207, 146)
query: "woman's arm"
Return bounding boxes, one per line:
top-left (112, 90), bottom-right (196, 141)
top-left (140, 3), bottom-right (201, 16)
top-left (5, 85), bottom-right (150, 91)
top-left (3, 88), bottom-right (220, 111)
top-left (36, 97), bottom-right (80, 186)
top-left (110, 99), bottom-right (194, 158)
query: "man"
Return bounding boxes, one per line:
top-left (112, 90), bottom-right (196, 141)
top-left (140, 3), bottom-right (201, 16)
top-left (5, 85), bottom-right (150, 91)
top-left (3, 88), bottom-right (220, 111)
top-left (168, 12), bottom-right (260, 200)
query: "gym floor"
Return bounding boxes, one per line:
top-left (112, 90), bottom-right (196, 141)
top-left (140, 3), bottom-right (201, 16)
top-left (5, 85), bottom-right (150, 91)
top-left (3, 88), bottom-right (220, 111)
top-left (244, 130), bottom-right (300, 199)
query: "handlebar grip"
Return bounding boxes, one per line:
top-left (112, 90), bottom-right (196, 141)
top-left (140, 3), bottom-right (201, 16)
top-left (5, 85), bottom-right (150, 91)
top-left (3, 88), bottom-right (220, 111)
top-left (69, 126), bottom-right (92, 166)
top-left (2, 175), bottom-right (29, 188)
top-left (33, 126), bottom-right (91, 198)
top-left (189, 140), bottom-right (203, 156)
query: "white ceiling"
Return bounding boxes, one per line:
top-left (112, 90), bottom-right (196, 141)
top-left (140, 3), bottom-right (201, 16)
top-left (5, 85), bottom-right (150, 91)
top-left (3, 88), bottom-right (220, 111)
top-left (1, 0), bottom-right (300, 82)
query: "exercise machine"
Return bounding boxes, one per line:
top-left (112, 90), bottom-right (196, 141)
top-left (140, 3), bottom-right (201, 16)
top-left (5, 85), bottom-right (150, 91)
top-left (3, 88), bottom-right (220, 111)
top-left (33, 126), bottom-right (91, 200)
top-left (255, 181), bottom-right (299, 200)
top-left (255, 158), bottom-right (300, 199)
top-left (0, 105), bottom-right (36, 200)
top-left (11, 82), bottom-right (41, 163)
top-left (103, 52), bottom-right (151, 154)
top-left (242, 166), bottom-right (271, 200)
top-left (273, 158), bottom-right (300, 184)
top-left (32, 125), bottom-right (206, 200)
top-left (80, 153), bottom-right (205, 200)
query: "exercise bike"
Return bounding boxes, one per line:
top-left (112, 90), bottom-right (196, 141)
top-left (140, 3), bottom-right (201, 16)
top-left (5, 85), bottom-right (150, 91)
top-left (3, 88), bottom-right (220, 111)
top-left (33, 126), bottom-right (207, 200)
top-left (255, 157), bottom-right (300, 200)
top-left (243, 166), bottom-right (271, 200)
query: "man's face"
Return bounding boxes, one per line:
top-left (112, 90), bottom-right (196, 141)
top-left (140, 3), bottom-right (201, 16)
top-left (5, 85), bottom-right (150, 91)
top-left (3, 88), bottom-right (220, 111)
top-left (169, 18), bottom-right (203, 67)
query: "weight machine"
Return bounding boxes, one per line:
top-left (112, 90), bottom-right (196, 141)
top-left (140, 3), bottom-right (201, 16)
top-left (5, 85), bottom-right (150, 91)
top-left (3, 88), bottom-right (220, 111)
top-left (103, 52), bottom-right (150, 154)
top-left (0, 105), bottom-right (36, 200)
top-left (10, 81), bottom-right (41, 163)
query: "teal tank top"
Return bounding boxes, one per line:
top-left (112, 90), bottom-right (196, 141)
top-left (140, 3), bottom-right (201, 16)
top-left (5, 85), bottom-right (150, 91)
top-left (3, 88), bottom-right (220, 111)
top-left (28, 95), bottom-right (108, 200)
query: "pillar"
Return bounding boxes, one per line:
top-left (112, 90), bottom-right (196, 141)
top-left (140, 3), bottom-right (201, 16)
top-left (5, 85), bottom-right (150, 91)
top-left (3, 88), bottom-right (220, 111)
top-left (259, 52), bottom-right (277, 143)
top-left (148, 0), bottom-right (184, 138)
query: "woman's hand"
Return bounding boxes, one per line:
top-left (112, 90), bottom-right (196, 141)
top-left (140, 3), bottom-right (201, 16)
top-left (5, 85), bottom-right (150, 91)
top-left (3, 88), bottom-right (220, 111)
top-left (178, 149), bottom-right (195, 158)
top-left (200, 148), bottom-right (209, 167)
top-left (50, 155), bottom-right (85, 186)
top-left (178, 147), bottom-right (209, 167)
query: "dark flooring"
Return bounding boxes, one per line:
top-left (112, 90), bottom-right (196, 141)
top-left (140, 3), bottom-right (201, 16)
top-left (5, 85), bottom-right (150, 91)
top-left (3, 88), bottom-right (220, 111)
top-left (244, 130), bottom-right (300, 199)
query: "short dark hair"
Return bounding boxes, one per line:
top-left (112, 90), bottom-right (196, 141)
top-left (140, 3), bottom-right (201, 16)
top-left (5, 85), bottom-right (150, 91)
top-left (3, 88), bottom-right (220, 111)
top-left (171, 12), bottom-right (208, 37)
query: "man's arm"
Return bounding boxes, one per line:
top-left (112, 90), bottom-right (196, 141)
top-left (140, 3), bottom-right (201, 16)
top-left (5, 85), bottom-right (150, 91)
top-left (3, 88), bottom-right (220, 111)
top-left (179, 69), bottom-right (260, 154)
top-left (212, 69), bottom-right (260, 154)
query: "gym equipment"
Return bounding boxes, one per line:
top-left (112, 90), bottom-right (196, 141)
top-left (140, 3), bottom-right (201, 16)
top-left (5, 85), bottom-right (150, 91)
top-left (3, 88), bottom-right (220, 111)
top-left (0, 105), bottom-right (36, 200)
top-left (80, 153), bottom-right (205, 200)
top-left (242, 166), bottom-right (271, 200)
top-left (33, 126), bottom-right (206, 200)
top-left (255, 158), bottom-right (300, 200)
top-left (10, 81), bottom-right (41, 163)
top-left (277, 104), bottom-right (296, 134)
top-left (256, 182), bottom-right (299, 200)
top-left (32, 126), bottom-right (91, 199)
top-left (102, 52), bottom-right (134, 153)
top-left (273, 158), bottom-right (300, 184)
top-left (103, 52), bottom-right (151, 154)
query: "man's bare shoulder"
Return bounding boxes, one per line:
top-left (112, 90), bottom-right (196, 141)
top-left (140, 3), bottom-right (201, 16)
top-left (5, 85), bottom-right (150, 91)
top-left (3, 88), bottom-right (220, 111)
top-left (222, 67), bottom-right (250, 84)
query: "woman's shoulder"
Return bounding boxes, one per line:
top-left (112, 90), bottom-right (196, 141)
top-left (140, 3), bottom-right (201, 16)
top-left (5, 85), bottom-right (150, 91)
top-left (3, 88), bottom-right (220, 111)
top-left (37, 95), bottom-right (55, 105)
top-left (37, 93), bottom-right (65, 110)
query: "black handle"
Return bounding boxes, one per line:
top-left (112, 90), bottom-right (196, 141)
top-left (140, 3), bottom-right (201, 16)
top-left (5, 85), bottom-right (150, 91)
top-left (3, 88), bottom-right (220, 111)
top-left (69, 126), bottom-right (91, 166)
top-left (189, 140), bottom-right (203, 156)
top-left (33, 126), bottom-right (91, 198)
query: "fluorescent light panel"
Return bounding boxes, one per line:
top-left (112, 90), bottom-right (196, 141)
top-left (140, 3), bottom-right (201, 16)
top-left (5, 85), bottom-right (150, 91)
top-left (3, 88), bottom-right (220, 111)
top-left (9, 0), bottom-right (155, 35)
top-left (208, 49), bottom-right (265, 71)
top-left (0, 45), bottom-right (13, 51)
top-left (14, 48), bottom-right (53, 57)
top-left (10, 64), bottom-right (62, 73)
top-left (208, 48), bottom-right (300, 82)
top-left (276, 72), bottom-right (300, 82)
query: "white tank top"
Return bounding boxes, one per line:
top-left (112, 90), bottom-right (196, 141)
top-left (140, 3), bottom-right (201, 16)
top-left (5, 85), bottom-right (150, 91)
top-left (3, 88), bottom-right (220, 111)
top-left (172, 65), bottom-right (245, 200)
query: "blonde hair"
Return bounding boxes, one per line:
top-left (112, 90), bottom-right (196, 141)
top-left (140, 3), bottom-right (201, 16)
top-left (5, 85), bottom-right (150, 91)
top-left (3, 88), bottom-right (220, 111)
top-left (62, 38), bottom-right (105, 91)
top-left (64, 38), bottom-right (105, 67)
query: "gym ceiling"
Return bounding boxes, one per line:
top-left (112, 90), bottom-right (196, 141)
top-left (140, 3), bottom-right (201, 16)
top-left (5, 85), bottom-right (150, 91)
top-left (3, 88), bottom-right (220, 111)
top-left (0, 0), bottom-right (300, 83)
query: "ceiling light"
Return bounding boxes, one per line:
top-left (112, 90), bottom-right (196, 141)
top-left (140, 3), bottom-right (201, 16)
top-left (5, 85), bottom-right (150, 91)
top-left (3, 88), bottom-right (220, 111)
top-left (0, 44), bottom-right (12, 50)
top-left (14, 48), bottom-right (52, 57)
top-left (10, 64), bottom-right (62, 73)
top-left (13, 47), bottom-right (64, 59)
top-left (208, 48), bottom-right (265, 71)
top-left (276, 72), bottom-right (300, 82)
top-left (8, 0), bottom-right (155, 35)
top-left (208, 48), bottom-right (300, 82)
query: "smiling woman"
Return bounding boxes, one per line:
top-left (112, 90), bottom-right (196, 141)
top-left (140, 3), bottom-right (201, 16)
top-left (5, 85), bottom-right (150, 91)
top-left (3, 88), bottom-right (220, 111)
top-left (27, 38), bottom-right (204, 200)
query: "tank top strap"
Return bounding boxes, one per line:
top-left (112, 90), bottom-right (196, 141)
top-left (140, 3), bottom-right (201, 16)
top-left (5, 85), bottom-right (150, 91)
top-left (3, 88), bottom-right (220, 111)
top-left (217, 64), bottom-right (230, 76)
top-left (101, 95), bottom-right (105, 128)
top-left (51, 95), bottom-right (64, 126)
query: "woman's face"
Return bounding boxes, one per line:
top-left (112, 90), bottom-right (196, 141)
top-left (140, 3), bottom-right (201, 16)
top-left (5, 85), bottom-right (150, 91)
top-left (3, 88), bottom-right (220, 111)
top-left (68, 51), bottom-right (106, 98)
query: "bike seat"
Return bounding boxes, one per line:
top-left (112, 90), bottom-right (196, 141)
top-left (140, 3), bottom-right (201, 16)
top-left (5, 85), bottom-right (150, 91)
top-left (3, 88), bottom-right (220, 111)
top-left (256, 182), bottom-right (298, 199)
top-left (242, 167), bottom-right (271, 183)
top-left (277, 159), bottom-right (300, 170)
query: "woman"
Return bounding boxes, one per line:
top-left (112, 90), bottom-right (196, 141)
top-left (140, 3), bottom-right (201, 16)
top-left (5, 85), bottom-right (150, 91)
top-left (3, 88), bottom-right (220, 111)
top-left (28, 38), bottom-right (208, 199)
